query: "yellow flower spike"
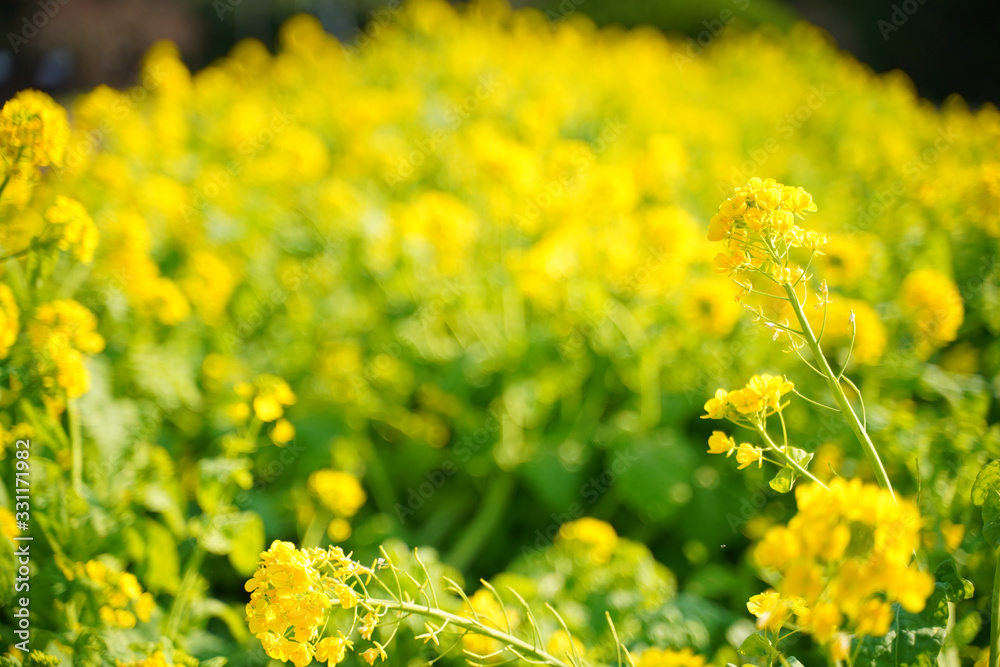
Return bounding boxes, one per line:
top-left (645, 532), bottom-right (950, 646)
top-left (706, 431), bottom-right (735, 455)
top-left (734, 443), bottom-right (763, 470)
top-left (0, 89), bottom-right (70, 171)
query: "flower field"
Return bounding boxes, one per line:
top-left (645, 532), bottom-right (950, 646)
top-left (1, 1), bottom-right (1000, 665)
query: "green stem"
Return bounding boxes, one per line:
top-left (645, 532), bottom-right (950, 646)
top-left (755, 423), bottom-right (829, 490)
top-left (782, 281), bottom-right (895, 500)
top-left (302, 508), bottom-right (330, 549)
top-left (367, 597), bottom-right (571, 667)
top-left (990, 548), bottom-right (1000, 667)
top-left (445, 472), bottom-right (516, 571)
top-left (68, 399), bottom-right (83, 495)
top-left (0, 147), bottom-right (25, 201)
top-left (165, 544), bottom-right (205, 640)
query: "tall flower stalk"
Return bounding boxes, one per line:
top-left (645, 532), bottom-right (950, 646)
top-left (704, 177), bottom-right (893, 499)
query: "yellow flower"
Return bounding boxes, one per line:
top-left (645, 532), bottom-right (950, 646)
top-left (0, 89), bottom-right (69, 170)
top-left (461, 589), bottom-right (519, 659)
top-left (314, 636), bottom-right (352, 665)
top-left (706, 431), bottom-right (735, 455)
top-left (701, 388), bottom-right (732, 420)
top-left (546, 630), bottom-right (584, 660)
top-left (308, 469), bottom-right (367, 518)
top-left (269, 418), bottom-right (296, 445)
top-left (28, 300), bottom-right (105, 399)
top-left (901, 268), bottom-right (964, 358)
top-left (327, 518), bottom-right (352, 542)
top-left (0, 284), bottom-right (19, 359)
top-left (734, 443), bottom-right (763, 470)
top-left (0, 507), bottom-right (18, 540)
top-left (43, 196), bottom-right (99, 263)
top-left (854, 599), bottom-right (893, 637)
top-left (746, 590), bottom-right (807, 632)
top-left (682, 278), bottom-right (742, 337)
top-left (245, 541), bottom-right (333, 652)
top-left (252, 374), bottom-right (296, 422)
top-left (751, 479), bottom-right (934, 642)
top-left (634, 647), bottom-right (707, 667)
top-left (557, 517), bottom-right (619, 564)
top-left (360, 642), bottom-right (387, 665)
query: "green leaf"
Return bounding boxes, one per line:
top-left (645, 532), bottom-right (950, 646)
top-left (983, 491), bottom-right (1000, 547)
top-left (739, 632), bottom-right (773, 658)
top-left (972, 460), bottom-right (1000, 506)
top-left (935, 559), bottom-right (974, 602)
top-left (769, 467), bottom-right (795, 493)
top-left (852, 578), bottom-right (952, 666)
top-left (143, 518), bottom-right (181, 594)
top-left (227, 512), bottom-right (265, 576)
top-left (787, 447), bottom-right (813, 467)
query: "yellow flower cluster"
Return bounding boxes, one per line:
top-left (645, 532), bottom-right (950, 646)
top-left (0, 507), bottom-right (18, 540)
top-left (74, 560), bottom-right (156, 629)
top-left (42, 196), bottom-right (99, 263)
top-left (0, 423), bottom-right (33, 461)
top-left (245, 540), bottom-right (383, 667)
top-left (702, 374), bottom-right (794, 421)
top-left (0, 90), bottom-right (69, 206)
top-left (102, 212), bottom-right (191, 325)
top-left (556, 517), bottom-right (619, 565)
top-left (901, 268), bottom-right (964, 358)
top-left (116, 651), bottom-right (200, 667)
top-left (751, 479), bottom-right (935, 655)
top-left (308, 469), bottom-right (367, 519)
top-left (0, 284), bottom-right (19, 359)
top-left (634, 647), bottom-right (707, 667)
top-left (236, 374), bottom-right (296, 423)
top-left (27, 299), bottom-right (105, 400)
top-left (115, 649), bottom-right (201, 667)
top-left (709, 177), bottom-right (824, 279)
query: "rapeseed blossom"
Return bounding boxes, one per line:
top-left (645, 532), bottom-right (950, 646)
top-left (751, 479), bottom-right (934, 650)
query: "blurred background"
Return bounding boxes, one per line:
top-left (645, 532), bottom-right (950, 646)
top-left (1, 0), bottom-right (999, 107)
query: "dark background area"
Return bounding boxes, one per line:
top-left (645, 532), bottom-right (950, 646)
top-left (1, 0), bottom-right (998, 107)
